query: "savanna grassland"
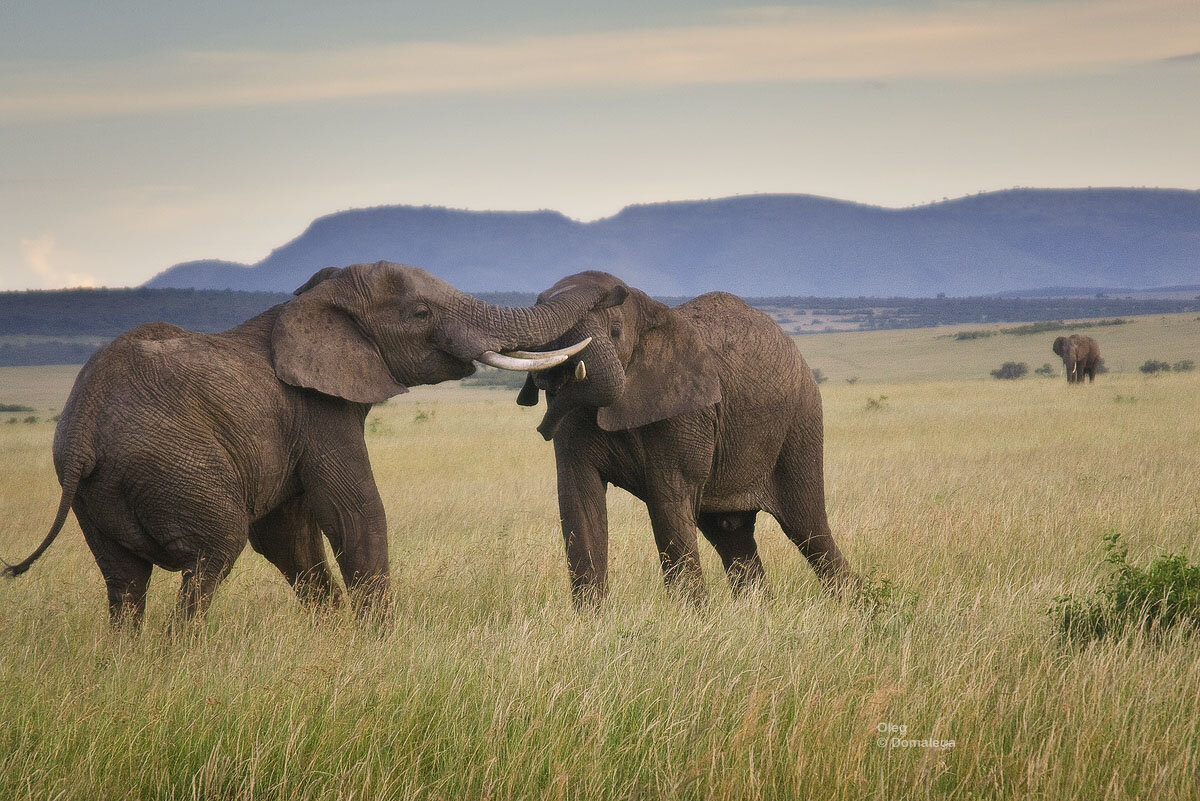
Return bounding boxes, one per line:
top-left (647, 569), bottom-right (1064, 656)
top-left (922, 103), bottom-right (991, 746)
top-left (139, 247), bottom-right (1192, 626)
top-left (1, 314), bottom-right (1199, 800)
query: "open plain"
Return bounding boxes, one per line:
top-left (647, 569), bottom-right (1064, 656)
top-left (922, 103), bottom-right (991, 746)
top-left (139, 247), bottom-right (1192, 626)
top-left (1, 314), bottom-right (1198, 800)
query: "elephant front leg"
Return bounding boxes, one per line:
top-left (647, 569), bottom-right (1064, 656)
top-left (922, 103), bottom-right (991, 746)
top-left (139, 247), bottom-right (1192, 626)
top-left (646, 493), bottom-right (707, 605)
top-left (555, 453), bottom-right (610, 609)
top-left (301, 450), bottom-right (391, 620)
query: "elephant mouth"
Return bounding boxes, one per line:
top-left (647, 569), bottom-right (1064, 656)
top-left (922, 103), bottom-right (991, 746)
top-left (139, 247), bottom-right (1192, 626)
top-left (537, 390), bottom-right (573, 441)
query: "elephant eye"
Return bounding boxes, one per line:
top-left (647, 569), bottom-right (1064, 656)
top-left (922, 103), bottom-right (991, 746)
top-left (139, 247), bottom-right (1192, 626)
top-left (610, 324), bottom-right (622, 339)
top-left (413, 304), bottom-right (432, 320)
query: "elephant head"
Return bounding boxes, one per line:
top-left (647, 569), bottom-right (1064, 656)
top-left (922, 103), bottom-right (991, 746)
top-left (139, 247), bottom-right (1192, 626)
top-left (1052, 335), bottom-right (1079, 380)
top-left (515, 271), bottom-right (722, 439)
top-left (271, 261), bottom-right (602, 403)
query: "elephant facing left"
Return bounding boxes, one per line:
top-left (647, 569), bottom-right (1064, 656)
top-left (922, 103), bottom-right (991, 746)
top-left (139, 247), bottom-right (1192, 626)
top-left (2, 261), bottom-right (603, 629)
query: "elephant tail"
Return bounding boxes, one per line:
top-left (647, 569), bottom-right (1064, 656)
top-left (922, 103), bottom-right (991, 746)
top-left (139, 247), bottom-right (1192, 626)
top-left (2, 455), bottom-right (90, 579)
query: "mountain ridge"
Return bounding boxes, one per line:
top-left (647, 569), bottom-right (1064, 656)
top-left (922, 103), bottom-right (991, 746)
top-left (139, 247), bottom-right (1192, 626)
top-left (145, 189), bottom-right (1200, 296)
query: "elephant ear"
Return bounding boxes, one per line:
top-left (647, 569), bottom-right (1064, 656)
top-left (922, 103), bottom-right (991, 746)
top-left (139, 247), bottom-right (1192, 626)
top-left (271, 273), bottom-right (407, 403)
top-left (293, 266), bottom-right (344, 295)
top-left (516, 374), bottom-right (540, 407)
top-left (1052, 337), bottom-right (1066, 356)
top-left (597, 305), bottom-right (721, 431)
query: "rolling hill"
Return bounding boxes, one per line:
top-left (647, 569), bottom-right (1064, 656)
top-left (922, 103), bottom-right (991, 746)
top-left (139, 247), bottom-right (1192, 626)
top-left (145, 188), bottom-right (1200, 297)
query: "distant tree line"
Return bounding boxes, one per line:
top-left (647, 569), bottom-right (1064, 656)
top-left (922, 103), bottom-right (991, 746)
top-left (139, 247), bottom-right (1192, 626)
top-left (2, 286), bottom-right (1199, 367)
top-left (740, 296), bottom-right (1200, 333)
top-left (953, 318), bottom-right (1129, 341)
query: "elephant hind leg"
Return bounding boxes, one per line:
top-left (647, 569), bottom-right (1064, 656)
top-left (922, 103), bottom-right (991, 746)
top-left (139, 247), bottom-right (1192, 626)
top-left (768, 424), bottom-right (856, 596)
top-left (249, 498), bottom-right (342, 608)
top-left (697, 511), bottom-right (766, 596)
top-left (136, 494), bottom-right (249, 630)
top-left (75, 500), bottom-right (153, 629)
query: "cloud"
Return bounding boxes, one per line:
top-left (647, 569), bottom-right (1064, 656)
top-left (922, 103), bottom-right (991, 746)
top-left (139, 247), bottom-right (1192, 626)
top-left (19, 234), bottom-right (97, 288)
top-left (1, 0), bottom-right (1197, 121)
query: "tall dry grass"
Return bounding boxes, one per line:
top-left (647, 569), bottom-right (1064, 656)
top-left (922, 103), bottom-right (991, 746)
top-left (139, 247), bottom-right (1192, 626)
top-left (1, 368), bottom-right (1198, 799)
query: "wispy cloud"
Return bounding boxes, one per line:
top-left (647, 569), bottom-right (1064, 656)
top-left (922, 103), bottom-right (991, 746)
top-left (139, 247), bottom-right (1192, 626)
top-left (19, 235), bottom-right (96, 288)
top-left (2, 0), bottom-right (1196, 121)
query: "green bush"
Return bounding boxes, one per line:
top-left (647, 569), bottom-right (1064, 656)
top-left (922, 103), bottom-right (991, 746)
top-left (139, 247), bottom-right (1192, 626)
top-left (0, 403), bottom-right (34, 412)
top-left (1140, 360), bottom-right (1171, 375)
top-left (1173, 360), bottom-right (1195, 373)
top-left (1033, 363), bottom-right (1056, 377)
top-left (1050, 531), bottom-right (1200, 643)
top-left (811, 368), bottom-right (827, 384)
top-left (953, 330), bottom-right (995, 341)
top-left (990, 362), bottom-right (1028, 380)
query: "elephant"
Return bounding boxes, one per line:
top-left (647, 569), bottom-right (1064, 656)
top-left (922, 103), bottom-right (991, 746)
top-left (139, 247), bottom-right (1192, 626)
top-left (514, 271), bottom-right (856, 607)
top-left (2, 261), bottom-right (604, 628)
top-left (1052, 334), bottom-right (1100, 384)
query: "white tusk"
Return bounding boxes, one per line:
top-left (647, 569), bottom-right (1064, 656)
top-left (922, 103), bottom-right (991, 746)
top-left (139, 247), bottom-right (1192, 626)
top-left (574, 361), bottom-right (587, 381)
top-left (476, 337), bottom-right (593, 372)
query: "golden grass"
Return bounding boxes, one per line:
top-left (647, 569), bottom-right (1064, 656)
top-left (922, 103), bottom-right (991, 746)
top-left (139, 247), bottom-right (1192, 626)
top-left (799, 311), bottom-right (1200, 384)
top-left (1, 323), bottom-right (1198, 799)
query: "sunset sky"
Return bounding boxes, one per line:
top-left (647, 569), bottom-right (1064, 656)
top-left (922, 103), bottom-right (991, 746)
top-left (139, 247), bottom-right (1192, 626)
top-left (2, 0), bottom-right (1198, 289)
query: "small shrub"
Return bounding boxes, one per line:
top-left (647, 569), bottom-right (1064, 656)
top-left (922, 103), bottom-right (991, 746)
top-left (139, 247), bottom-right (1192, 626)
top-left (851, 571), bottom-right (918, 621)
top-left (413, 407), bottom-right (434, 423)
top-left (1050, 531), bottom-right (1200, 643)
top-left (366, 416), bottom-right (393, 436)
top-left (1034, 363), bottom-right (1056, 377)
top-left (1095, 357), bottom-right (1109, 375)
top-left (990, 362), bottom-right (1028, 380)
top-left (0, 403), bottom-right (34, 413)
top-left (863, 395), bottom-right (888, 411)
top-left (1173, 360), bottom-right (1195, 373)
top-left (845, 377), bottom-right (859, 385)
top-left (5, 418), bottom-right (16, 425)
top-left (1140, 360), bottom-right (1171, 375)
top-left (953, 330), bottom-right (995, 341)
top-left (811, 368), bottom-right (827, 385)
top-left (999, 321), bottom-right (1066, 336)
top-left (22, 415), bottom-right (38, 424)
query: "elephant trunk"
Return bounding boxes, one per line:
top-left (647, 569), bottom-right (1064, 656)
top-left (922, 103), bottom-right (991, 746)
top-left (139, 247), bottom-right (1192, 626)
top-left (444, 285), bottom-right (610, 362)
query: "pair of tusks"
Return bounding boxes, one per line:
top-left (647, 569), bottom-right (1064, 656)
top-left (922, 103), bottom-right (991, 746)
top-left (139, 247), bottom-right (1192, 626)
top-left (477, 337), bottom-right (591, 378)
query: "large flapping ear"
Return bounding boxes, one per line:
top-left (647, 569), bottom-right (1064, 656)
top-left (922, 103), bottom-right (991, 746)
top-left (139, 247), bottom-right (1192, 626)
top-left (1052, 337), bottom-right (1066, 357)
top-left (271, 270), bottom-right (407, 403)
top-left (516, 374), bottom-right (540, 407)
top-left (596, 299), bottom-right (721, 431)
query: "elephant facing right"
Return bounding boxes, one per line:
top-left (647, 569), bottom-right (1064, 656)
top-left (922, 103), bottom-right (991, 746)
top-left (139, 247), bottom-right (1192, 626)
top-left (1052, 334), bottom-right (1100, 384)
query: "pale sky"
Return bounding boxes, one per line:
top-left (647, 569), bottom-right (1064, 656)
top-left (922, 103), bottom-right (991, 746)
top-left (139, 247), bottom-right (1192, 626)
top-left (2, 0), bottom-right (1198, 290)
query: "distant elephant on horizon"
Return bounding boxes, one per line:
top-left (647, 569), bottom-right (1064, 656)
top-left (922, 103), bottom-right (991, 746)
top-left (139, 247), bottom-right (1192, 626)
top-left (1052, 334), bottom-right (1101, 384)
top-left (3, 261), bottom-right (603, 628)
top-left (514, 271), bottom-right (857, 607)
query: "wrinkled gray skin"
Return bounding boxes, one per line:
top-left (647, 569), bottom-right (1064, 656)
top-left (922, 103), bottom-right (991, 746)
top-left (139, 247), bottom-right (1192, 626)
top-left (517, 271), bottom-right (857, 607)
top-left (1052, 334), bottom-right (1100, 384)
top-left (3, 261), bottom-right (610, 628)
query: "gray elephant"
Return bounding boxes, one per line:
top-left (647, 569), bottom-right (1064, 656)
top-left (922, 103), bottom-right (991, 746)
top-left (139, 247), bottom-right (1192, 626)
top-left (1052, 334), bottom-right (1100, 384)
top-left (3, 262), bottom-right (600, 627)
top-left (515, 271), bottom-right (856, 606)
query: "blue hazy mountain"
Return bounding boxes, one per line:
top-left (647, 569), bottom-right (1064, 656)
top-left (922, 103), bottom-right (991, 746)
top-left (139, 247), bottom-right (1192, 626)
top-left (145, 189), bottom-right (1200, 297)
